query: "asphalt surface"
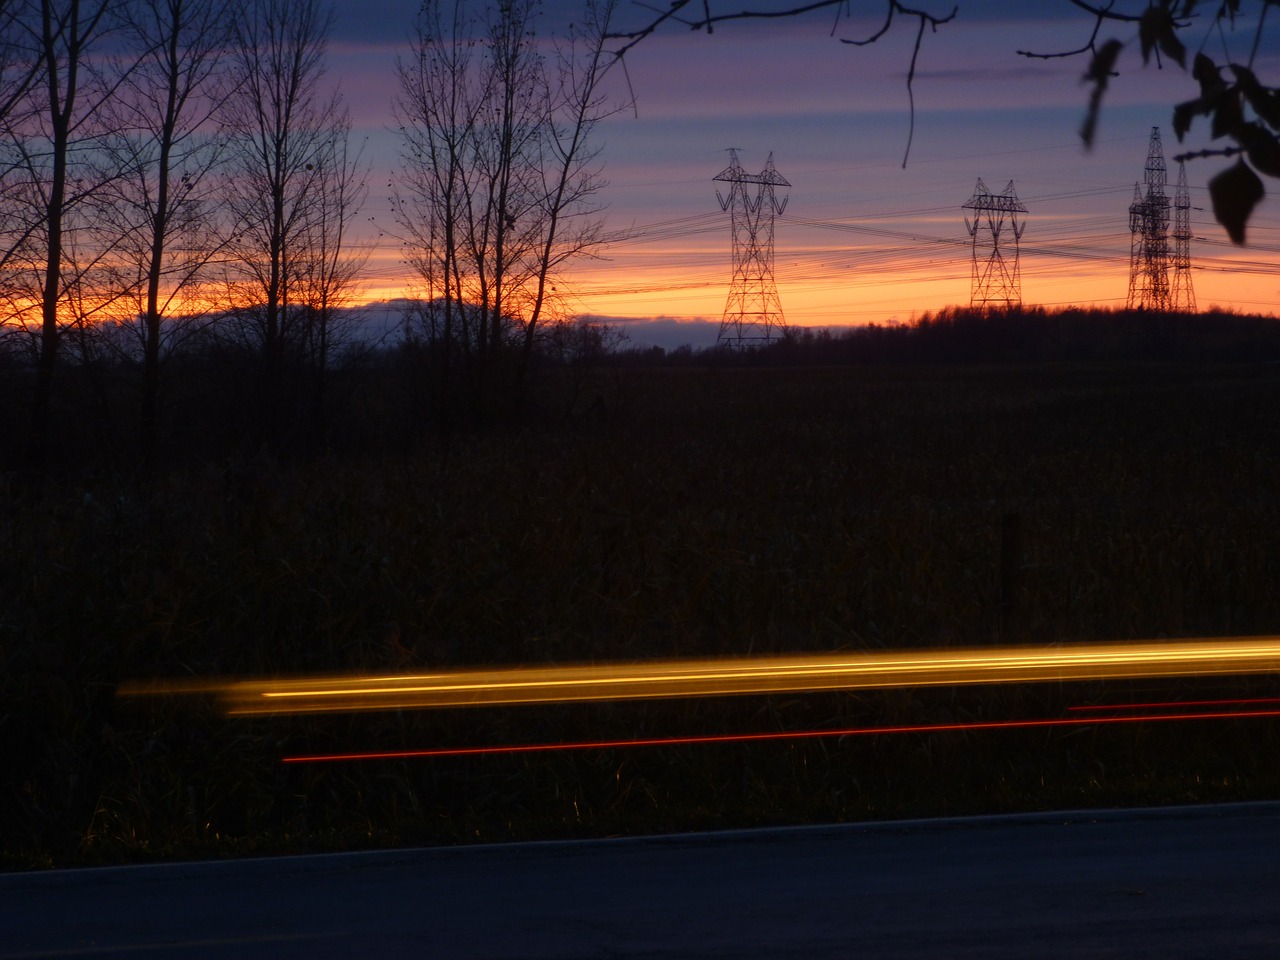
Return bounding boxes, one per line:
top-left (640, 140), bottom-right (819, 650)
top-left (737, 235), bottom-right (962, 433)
top-left (2, 802), bottom-right (1278, 959)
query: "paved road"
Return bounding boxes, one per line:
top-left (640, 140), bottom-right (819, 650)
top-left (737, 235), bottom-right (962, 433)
top-left (3, 803), bottom-right (1278, 959)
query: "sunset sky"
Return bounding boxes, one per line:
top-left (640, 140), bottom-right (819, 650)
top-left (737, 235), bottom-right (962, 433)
top-left (328, 1), bottom-right (1280, 343)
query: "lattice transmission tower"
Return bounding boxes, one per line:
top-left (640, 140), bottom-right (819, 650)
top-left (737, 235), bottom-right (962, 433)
top-left (1127, 127), bottom-right (1173, 311)
top-left (714, 149), bottom-right (789, 348)
top-left (962, 179), bottom-right (1026, 308)
top-left (1170, 159), bottom-right (1197, 312)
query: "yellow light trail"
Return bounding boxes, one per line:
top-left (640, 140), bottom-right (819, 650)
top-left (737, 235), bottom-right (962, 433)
top-left (117, 637), bottom-right (1280, 717)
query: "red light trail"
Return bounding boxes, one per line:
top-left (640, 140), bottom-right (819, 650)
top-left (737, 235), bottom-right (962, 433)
top-left (1067, 697), bottom-right (1280, 713)
top-left (280, 703), bottom-right (1280, 764)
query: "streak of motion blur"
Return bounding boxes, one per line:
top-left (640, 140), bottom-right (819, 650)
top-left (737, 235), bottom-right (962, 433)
top-left (119, 636), bottom-right (1280, 717)
top-left (279, 698), bottom-right (1280, 763)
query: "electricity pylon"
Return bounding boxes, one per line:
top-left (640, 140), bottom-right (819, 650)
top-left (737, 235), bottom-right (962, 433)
top-left (714, 149), bottom-right (789, 348)
top-left (962, 179), bottom-right (1026, 308)
top-left (1170, 159), bottom-right (1196, 313)
top-left (1127, 126), bottom-right (1172, 311)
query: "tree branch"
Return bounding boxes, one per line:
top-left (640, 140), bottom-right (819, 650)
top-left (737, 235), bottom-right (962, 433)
top-left (1016, 1), bottom-right (1110, 60)
top-left (1066, 0), bottom-right (1142, 23)
top-left (1173, 144), bottom-right (1244, 162)
top-left (842, 4), bottom-right (957, 167)
top-left (607, 0), bottom-right (850, 58)
top-left (607, 1), bottom-right (955, 167)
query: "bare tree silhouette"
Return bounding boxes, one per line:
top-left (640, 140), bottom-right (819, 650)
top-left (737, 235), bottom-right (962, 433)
top-left (220, 0), bottom-right (365, 449)
top-left (392, 0), bottom-right (621, 426)
top-left (104, 0), bottom-right (236, 462)
top-left (0, 0), bottom-right (133, 466)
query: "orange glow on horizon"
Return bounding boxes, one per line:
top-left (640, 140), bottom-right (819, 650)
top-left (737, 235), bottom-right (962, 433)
top-left (118, 636), bottom-right (1280, 718)
top-left (559, 253), bottom-right (1280, 327)
top-left (5, 285), bottom-right (230, 330)
top-left (24, 237), bottom-right (1268, 334)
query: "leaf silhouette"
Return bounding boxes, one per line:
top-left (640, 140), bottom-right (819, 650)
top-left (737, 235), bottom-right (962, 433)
top-left (1139, 7), bottom-right (1185, 67)
top-left (1173, 96), bottom-right (1211, 140)
top-left (1080, 39), bottom-right (1123, 148)
top-left (1208, 159), bottom-right (1264, 244)
top-left (1237, 122), bottom-right (1280, 177)
top-left (1230, 64), bottom-right (1280, 131)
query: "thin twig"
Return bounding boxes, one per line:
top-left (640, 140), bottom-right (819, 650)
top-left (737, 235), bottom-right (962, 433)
top-left (607, 0), bottom-right (955, 167)
top-left (840, 2), bottom-right (893, 47)
top-left (608, 0), bottom-right (850, 56)
top-left (1248, 3), bottom-right (1267, 69)
top-left (1173, 145), bottom-right (1244, 162)
top-left (1066, 0), bottom-right (1141, 23)
top-left (844, 3), bottom-right (957, 167)
top-left (1017, 0), bottom-right (1110, 60)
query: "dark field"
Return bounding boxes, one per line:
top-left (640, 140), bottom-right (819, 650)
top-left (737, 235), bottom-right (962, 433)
top-left (5, 357), bottom-right (1280, 868)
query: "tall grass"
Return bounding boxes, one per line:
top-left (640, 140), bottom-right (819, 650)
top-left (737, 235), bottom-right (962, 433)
top-left (4, 361), bottom-right (1280, 868)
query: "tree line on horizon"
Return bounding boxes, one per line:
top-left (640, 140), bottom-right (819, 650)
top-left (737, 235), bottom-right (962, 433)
top-left (610, 305), bottom-right (1280, 366)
